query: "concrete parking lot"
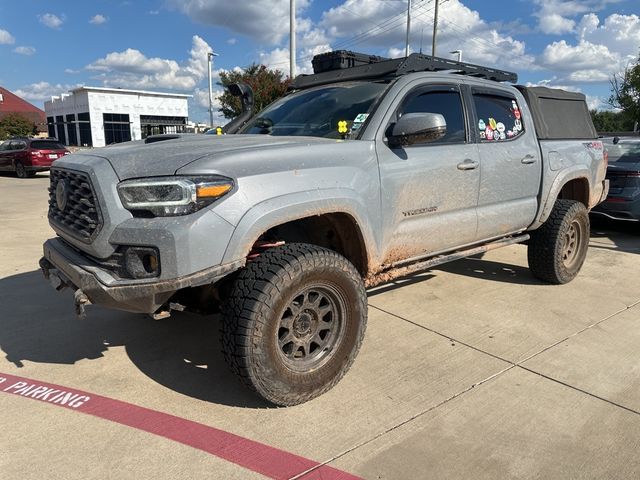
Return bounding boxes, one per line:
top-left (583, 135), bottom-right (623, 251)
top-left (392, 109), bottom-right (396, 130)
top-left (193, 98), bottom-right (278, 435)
top-left (1, 172), bottom-right (639, 479)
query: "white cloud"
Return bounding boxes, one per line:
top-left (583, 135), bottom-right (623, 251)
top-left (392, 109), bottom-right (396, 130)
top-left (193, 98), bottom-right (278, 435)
top-left (13, 46), bottom-right (36, 56)
top-left (319, 0), bottom-right (535, 71)
top-left (531, 0), bottom-right (620, 35)
top-left (259, 43), bottom-right (331, 75)
top-left (539, 12), bottom-right (640, 83)
top-left (226, 38), bottom-right (237, 45)
top-left (38, 13), bottom-right (64, 29)
top-left (89, 14), bottom-right (108, 25)
top-left (539, 13), bottom-right (576, 35)
top-left (168, 0), bottom-right (312, 45)
top-left (0, 28), bottom-right (15, 45)
top-left (13, 81), bottom-right (83, 104)
top-left (85, 35), bottom-right (213, 91)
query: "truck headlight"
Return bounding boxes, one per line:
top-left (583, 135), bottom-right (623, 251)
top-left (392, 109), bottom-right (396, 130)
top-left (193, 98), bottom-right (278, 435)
top-left (117, 176), bottom-right (233, 217)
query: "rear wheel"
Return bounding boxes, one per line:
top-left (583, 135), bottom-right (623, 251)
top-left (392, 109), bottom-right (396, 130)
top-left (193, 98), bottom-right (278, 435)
top-left (221, 243), bottom-right (367, 406)
top-left (528, 199), bottom-right (590, 284)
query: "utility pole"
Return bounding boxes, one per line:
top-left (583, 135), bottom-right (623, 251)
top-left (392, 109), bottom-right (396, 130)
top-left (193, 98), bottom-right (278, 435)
top-left (405, 0), bottom-right (412, 57)
top-left (207, 51), bottom-right (218, 128)
top-left (432, 0), bottom-right (439, 57)
top-left (290, 0), bottom-right (296, 78)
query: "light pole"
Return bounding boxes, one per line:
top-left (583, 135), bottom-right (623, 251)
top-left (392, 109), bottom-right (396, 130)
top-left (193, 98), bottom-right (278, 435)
top-left (405, 0), bottom-right (412, 57)
top-left (207, 51), bottom-right (218, 128)
top-left (450, 50), bottom-right (462, 62)
top-left (432, 0), bottom-right (439, 57)
top-left (290, 0), bottom-right (296, 78)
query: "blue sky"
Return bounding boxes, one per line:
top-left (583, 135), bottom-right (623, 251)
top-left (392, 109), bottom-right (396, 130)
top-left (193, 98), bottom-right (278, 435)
top-left (1, 0), bottom-right (639, 123)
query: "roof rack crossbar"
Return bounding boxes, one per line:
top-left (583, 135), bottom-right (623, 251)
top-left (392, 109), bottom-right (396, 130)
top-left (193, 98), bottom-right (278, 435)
top-left (291, 52), bottom-right (517, 90)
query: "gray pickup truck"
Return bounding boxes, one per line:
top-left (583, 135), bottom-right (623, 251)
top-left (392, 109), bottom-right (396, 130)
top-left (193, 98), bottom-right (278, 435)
top-left (40, 52), bottom-right (608, 406)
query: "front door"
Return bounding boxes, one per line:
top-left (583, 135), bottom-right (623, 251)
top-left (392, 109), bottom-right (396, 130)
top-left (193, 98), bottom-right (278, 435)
top-left (376, 84), bottom-right (480, 266)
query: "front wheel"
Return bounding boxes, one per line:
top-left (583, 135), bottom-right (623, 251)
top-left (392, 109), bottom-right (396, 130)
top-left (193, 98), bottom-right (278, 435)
top-left (528, 199), bottom-right (590, 284)
top-left (221, 243), bottom-right (367, 406)
top-left (15, 161), bottom-right (28, 178)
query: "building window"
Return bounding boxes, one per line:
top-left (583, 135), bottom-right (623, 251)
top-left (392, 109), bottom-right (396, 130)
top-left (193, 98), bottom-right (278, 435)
top-left (66, 114), bottom-right (78, 146)
top-left (140, 115), bottom-right (187, 138)
top-left (103, 113), bottom-right (131, 145)
top-left (47, 116), bottom-right (55, 138)
top-left (77, 112), bottom-right (93, 147)
top-left (55, 115), bottom-right (67, 144)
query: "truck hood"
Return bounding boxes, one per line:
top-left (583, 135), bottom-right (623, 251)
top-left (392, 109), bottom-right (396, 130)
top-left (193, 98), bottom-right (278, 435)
top-left (77, 134), bottom-right (339, 180)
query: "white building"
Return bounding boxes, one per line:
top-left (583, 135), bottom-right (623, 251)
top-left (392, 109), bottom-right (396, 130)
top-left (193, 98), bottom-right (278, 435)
top-left (44, 87), bottom-right (191, 148)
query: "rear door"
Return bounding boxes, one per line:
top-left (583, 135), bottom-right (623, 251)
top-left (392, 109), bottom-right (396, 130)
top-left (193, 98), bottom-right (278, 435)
top-left (470, 88), bottom-right (542, 239)
top-left (376, 83), bottom-right (480, 266)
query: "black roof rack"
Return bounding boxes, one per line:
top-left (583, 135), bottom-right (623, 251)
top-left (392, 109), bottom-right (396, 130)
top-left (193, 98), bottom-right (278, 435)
top-left (291, 51), bottom-right (518, 90)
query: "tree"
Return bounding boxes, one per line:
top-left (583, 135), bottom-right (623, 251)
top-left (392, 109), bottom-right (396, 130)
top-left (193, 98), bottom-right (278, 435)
top-left (590, 109), bottom-right (627, 132)
top-left (608, 54), bottom-right (640, 131)
top-left (218, 64), bottom-right (290, 120)
top-left (0, 113), bottom-right (37, 139)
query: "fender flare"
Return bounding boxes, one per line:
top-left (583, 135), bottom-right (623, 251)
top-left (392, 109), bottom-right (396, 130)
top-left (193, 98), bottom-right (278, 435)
top-left (534, 166), bottom-right (592, 227)
top-left (221, 188), bottom-right (379, 268)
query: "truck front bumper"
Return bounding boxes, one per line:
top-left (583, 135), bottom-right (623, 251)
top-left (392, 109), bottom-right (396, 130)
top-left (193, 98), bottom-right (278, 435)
top-left (40, 238), bottom-right (243, 315)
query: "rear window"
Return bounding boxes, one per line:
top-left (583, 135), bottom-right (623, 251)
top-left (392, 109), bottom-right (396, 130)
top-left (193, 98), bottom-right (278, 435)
top-left (606, 142), bottom-right (640, 164)
top-left (30, 140), bottom-right (65, 150)
top-left (516, 86), bottom-right (597, 140)
top-left (537, 98), bottom-right (595, 139)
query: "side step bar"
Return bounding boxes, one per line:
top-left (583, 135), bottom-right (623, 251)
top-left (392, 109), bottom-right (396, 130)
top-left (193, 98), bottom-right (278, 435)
top-left (365, 234), bottom-right (530, 287)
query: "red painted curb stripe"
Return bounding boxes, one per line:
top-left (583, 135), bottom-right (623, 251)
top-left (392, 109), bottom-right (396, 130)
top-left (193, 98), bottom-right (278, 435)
top-left (0, 372), bottom-right (360, 480)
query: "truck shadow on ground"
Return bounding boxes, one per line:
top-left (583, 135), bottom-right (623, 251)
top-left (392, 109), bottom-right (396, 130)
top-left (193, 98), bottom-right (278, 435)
top-left (434, 257), bottom-right (542, 285)
top-left (589, 217), bottom-right (640, 255)
top-left (0, 270), bottom-right (269, 408)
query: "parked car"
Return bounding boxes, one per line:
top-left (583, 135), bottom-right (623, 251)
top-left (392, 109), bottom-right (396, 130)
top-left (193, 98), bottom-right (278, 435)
top-left (591, 136), bottom-right (640, 222)
top-left (0, 137), bottom-right (69, 178)
top-left (40, 51), bottom-right (607, 406)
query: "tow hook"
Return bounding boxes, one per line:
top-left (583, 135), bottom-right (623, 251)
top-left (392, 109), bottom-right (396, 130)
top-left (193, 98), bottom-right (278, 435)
top-left (74, 289), bottom-right (91, 319)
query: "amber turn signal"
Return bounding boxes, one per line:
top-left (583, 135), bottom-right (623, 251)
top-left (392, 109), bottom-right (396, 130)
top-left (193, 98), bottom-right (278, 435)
top-left (196, 183), bottom-right (233, 198)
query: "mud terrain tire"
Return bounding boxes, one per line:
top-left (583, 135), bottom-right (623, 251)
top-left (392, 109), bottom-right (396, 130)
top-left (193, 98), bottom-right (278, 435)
top-left (221, 243), bottom-right (367, 406)
top-left (528, 199), bottom-right (590, 284)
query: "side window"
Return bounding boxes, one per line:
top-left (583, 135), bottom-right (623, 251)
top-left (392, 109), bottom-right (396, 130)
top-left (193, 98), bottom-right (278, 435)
top-left (473, 93), bottom-right (524, 142)
top-left (398, 89), bottom-right (466, 144)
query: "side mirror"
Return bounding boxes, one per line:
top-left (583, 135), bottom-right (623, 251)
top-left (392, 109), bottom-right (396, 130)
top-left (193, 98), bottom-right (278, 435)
top-left (388, 112), bottom-right (447, 148)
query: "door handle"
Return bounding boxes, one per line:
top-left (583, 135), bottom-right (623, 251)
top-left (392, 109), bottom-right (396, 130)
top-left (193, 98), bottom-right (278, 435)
top-left (457, 159), bottom-right (479, 170)
top-left (521, 154), bottom-right (537, 164)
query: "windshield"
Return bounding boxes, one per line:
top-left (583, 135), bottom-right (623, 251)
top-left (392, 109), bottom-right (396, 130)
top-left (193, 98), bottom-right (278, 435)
top-left (240, 81), bottom-right (388, 139)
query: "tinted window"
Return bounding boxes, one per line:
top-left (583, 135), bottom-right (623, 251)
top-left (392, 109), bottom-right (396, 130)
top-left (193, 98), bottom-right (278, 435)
top-left (473, 94), bottom-right (524, 142)
top-left (66, 114), bottom-right (78, 146)
top-left (606, 142), bottom-right (640, 164)
top-left (10, 141), bottom-right (26, 150)
top-left (104, 113), bottom-right (132, 144)
top-left (77, 112), bottom-right (93, 147)
top-left (31, 140), bottom-right (65, 150)
top-left (55, 115), bottom-right (67, 145)
top-left (0, 141), bottom-right (10, 151)
top-left (398, 89), bottom-right (466, 144)
top-left (46, 116), bottom-right (56, 138)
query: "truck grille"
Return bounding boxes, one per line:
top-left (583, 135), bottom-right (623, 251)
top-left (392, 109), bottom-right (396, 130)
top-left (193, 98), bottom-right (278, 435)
top-left (48, 168), bottom-right (102, 243)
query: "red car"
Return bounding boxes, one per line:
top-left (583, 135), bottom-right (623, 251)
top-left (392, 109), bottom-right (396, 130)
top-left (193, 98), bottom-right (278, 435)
top-left (0, 137), bottom-right (70, 178)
